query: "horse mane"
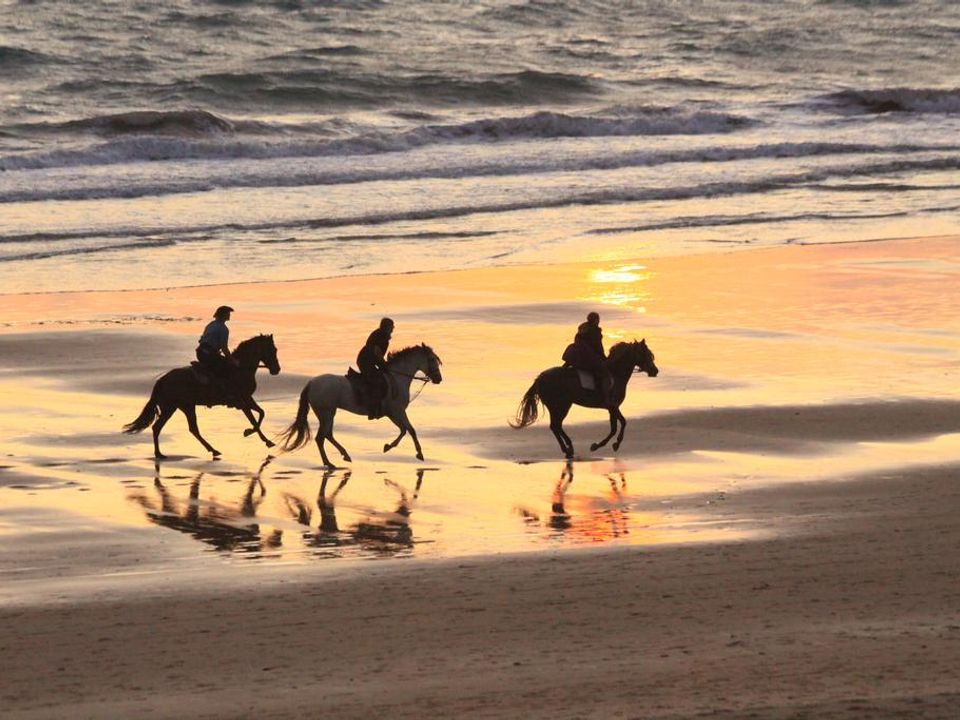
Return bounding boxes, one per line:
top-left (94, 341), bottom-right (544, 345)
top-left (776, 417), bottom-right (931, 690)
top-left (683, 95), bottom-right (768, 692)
top-left (234, 334), bottom-right (271, 354)
top-left (387, 343), bottom-right (437, 366)
top-left (608, 341), bottom-right (632, 359)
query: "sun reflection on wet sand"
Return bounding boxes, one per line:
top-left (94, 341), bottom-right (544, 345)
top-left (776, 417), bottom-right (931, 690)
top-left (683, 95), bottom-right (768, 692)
top-left (1, 237), bottom-right (960, 600)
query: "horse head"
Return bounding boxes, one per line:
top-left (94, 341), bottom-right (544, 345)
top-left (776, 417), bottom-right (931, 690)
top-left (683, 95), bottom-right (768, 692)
top-left (422, 344), bottom-right (443, 384)
top-left (235, 334), bottom-right (281, 375)
top-left (631, 339), bottom-right (658, 377)
top-left (387, 343), bottom-right (443, 384)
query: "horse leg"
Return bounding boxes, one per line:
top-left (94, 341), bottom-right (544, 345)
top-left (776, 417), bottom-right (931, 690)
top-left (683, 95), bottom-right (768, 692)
top-left (241, 402), bottom-right (275, 449)
top-left (590, 408), bottom-right (619, 452)
top-left (321, 410), bottom-right (352, 463)
top-left (182, 405), bottom-right (221, 458)
top-left (241, 399), bottom-right (267, 439)
top-left (547, 403), bottom-right (574, 459)
top-left (152, 403), bottom-right (177, 460)
top-left (612, 408), bottom-right (627, 452)
top-left (312, 409), bottom-right (342, 468)
top-left (383, 421), bottom-right (407, 455)
top-left (407, 421), bottom-right (424, 462)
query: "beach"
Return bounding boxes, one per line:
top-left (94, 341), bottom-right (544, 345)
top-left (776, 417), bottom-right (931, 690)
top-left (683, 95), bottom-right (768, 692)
top-left (2, 236), bottom-right (960, 718)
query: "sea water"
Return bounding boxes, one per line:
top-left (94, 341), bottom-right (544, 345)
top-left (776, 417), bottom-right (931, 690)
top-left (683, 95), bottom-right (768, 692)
top-left (2, 0), bottom-right (959, 292)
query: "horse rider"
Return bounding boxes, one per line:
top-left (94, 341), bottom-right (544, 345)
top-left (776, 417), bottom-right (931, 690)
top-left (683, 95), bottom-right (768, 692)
top-left (196, 305), bottom-right (238, 401)
top-left (569, 311), bottom-right (612, 407)
top-left (357, 317), bottom-right (394, 419)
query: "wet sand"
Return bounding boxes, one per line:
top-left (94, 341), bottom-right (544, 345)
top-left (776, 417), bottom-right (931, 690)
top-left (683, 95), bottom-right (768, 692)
top-left (2, 236), bottom-right (960, 717)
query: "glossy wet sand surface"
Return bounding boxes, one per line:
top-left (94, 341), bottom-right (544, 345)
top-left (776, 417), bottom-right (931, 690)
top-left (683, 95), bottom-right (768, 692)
top-left (2, 237), bottom-right (960, 717)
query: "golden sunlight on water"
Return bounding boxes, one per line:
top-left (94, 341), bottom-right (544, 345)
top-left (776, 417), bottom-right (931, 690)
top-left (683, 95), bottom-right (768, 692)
top-left (1, 237), bottom-right (959, 596)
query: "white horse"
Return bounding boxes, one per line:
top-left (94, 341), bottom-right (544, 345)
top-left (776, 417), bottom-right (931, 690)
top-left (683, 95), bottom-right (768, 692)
top-left (278, 344), bottom-right (442, 467)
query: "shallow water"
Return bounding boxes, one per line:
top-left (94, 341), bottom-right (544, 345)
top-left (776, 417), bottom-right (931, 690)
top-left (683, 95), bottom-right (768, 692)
top-left (2, 239), bottom-right (960, 603)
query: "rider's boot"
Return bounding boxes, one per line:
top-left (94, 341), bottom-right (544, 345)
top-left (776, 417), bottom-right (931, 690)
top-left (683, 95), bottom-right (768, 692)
top-left (597, 373), bottom-right (612, 408)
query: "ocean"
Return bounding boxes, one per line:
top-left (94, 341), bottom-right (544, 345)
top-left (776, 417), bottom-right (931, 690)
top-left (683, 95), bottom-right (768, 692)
top-left (2, 0), bottom-right (959, 293)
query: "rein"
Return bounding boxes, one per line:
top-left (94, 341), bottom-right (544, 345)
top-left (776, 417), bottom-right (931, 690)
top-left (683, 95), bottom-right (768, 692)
top-left (388, 368), bottom-right (431, 403)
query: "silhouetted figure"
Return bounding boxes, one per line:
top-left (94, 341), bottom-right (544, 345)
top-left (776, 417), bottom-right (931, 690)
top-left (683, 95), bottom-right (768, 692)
top-left (357, 317), bottom-right (394, 419)
top-left (196, 305), bottom-right (238, 403)
top-left (563, 311), bottom-right (612, 407)
top-left (279, 343), bottom-right (442, 467)
top-left (129, 461), bottom-right (279, 553)
top-left (124, 333), bottom-right (281, 458)
top-left (513, 339), bottom-right (658, 459)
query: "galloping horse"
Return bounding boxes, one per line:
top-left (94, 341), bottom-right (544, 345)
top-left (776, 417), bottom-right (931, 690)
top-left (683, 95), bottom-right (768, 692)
top-left (278, 344), bottom-right (442, 467)
top-left (510, 340), bottom-right (658, 458)
top-left (123, 334), bottom-right (281, 459)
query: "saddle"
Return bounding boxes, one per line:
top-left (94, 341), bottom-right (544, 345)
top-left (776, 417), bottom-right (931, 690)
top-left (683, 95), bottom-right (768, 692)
top-left (191, 362), bottom-right (242, 408)
top-left (346, 367), bottom-right (392, 418)
top-left (346, 367), bottom-right (366, 399)
top-left (190, 361), bottom-right (214, 385)
top-left (566, 366), bottom-right (612, 393)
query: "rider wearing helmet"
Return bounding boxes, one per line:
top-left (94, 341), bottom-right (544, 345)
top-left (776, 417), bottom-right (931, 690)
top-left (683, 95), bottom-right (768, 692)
top-left (357, 317), bottom-right (394, 419)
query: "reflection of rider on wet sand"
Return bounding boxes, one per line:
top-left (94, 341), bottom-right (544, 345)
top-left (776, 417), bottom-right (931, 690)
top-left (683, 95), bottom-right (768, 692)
top-left (549, 460), bottom-right (574, 530)
top-left (130, 457), bottom-right (279, 553)
top-left (283, 469), bottom-right (352, 543)
top-left (284, 469), bottom-right (425, 554)
top-left (195, 305), bottom-right (240, 405)
top-left (355, 469), bottom-right (424, 547)
top-left (547, 461), bottom-right (630, 539)
top-left (356, 317), bottom-right (393, 419)
top-left (562, 311), bottom-right (612, 408)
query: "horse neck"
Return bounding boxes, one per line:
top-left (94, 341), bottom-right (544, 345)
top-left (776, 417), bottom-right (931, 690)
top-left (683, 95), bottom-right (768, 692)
top-left (606, 351), bottom-right (635, 387)
top-left (387, 353), bottom-right (424, 388)
top-left (232, 342), bottom-right (262, 374)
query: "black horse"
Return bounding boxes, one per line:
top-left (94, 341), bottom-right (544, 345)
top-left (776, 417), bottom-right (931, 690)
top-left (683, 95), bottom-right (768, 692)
top-left (123, 334), bottom-right (281, 459)
top-left (510, 340), bottom-right (658, 458)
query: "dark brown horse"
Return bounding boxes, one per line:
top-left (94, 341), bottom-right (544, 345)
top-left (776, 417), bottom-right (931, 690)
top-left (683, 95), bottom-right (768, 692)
top-left (123, 334), bottom-right (281, 459)
top-left (510, 340), bottom-right (658, 458)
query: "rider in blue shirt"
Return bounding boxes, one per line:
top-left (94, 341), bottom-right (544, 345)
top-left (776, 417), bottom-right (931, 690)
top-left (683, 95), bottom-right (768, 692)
top-left (196, 305), bottom-right (235, 381)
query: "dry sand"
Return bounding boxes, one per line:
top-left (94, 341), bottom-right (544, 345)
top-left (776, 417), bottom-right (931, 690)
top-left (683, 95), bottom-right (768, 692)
top-left (2, 236), bottom-right (960, 718)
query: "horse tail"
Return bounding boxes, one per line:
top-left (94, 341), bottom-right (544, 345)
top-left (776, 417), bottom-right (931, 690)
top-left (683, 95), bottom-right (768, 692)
top-left (509, 376), bottom-right (542, 429)
top-left (277, 383), bottom-right (313, 451)
top-left (123, 381), bottom-right (161, 434)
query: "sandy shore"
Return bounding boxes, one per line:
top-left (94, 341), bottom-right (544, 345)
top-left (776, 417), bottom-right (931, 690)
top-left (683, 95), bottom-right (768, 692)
top-left (2, 236), bottom-right (960, 717)
top-left (4, 463), bottom-right (960, 719)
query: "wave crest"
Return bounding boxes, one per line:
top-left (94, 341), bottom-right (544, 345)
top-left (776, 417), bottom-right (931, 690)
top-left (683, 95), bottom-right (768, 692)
top-left (822, 88), bottom-right (960, 115)
top-left (64, 110), bottom-right (235, 136)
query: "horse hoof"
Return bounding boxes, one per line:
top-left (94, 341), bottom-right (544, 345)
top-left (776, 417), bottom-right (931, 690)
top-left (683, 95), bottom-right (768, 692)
top-left (383, 444), bottom-right (391, 454)
top-left (589, 443), bottom-right (599, 452)
top-left (243, 429), bottom-right (255, 437)
top-left (343, 455), bottom-right (352, 463)
top-left (612, 442), bottom-right (620, 452)
top-left (155, 453), bottom-right (168, 461)
top-left (265, 440), bottom-right (275, 449)
top-left (416, 452), bottom-right (424, 461)
top-left (211, 450), bottom-right (221, 458)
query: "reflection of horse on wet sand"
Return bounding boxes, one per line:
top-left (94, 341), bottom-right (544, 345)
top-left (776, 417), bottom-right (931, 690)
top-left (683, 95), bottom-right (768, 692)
top-left (518, 461), bottom-right (630, 540)
top-left (511, 340), bottom-right (658, 458)
top-left (129, 456), bottom-right (280, 553)
top-left (123, 334), bottom-right (281, 459)
top-left (283, 468), bottom-right (426, 556)
top-left (278, 344), bottom-right (442, 468)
